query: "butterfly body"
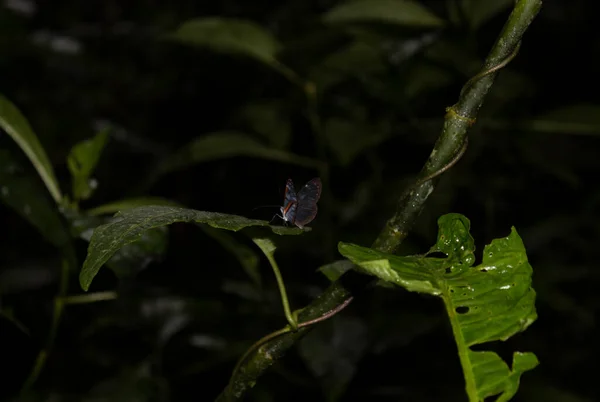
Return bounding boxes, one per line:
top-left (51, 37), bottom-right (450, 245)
top-left (279, 178), bottom-right (322, 229)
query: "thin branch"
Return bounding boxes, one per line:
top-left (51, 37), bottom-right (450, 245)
top-left (20, 246), bottom-right (76, 394)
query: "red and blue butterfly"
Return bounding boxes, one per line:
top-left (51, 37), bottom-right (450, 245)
top-left (279, 178), bottom-right (322, 229)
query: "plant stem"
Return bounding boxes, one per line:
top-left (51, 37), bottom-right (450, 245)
top-left (252, 238), bottom-right (297, 329)
top-left (217, 1), bottom-right (542, 399)
top-left (373, 0), bottom-right (541, 253)
top-left (20, 249), bottom-right (74, 394)
top-left (216, 278), bottom-right (360, 402)
top-left (266, 250), bottom-right (297, 329)
top-left (221, 295), bottom-right (354, 401)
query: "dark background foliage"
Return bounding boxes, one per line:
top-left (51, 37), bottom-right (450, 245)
top-left (1, 0), bottom-right (598, 401)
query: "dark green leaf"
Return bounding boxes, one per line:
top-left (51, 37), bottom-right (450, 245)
top-left (461, 0), bottom-right (514, 30)
top-left (309, 40), bottom-right (386, 90)
top-left (322, 0), bottom-right (445, 28)
top-left (0, 147), bottom-right (70, 247)
top-left (73, 198), bottom-right (179, 278)
top-left (80, 206), bottom-right (305, 291)
top-left (317, 260), bottom-right (355, 282)
top-left (338, 213), bottom-right (538, 401)
top-left (152, 131), bottom-right (323, 183)
top-left (168, 18), bottom-right (281, 66)
top-left (76, 214), bottom-right (169, 279)
top-left (87, 197), bottom-right (260, 286)
top-left (67, 129), bottom-right (109, 201)
top-left (0, 94), bottom-right (62, 202)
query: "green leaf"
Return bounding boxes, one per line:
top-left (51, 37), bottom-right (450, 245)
top-left (151, 131), bottom-right (323, 183)
top-left (317, 260), bottom-right (355, 282)
top-left (74, 198), bottom-right (182, 279)
top-left (461, 0), bottom-right (514, 30)
top-left (67, 129), bottom-right (109, 202)
top-left (76, 214), bottom-right (169, 279)
top-left (338, 213), bottom-right (538, 402)
top-left (87, 197), bottom-right (261, 287)
top-left (0, 94), bottom-right (62, 203)
top-left (322, 0), bottom-right (445, 28)
top-left (0, 147), bottom-right (70, 247)
top-left (168, 17), bottom-right (281, 66)
top-left (80, 206), bottom-right (305, 291)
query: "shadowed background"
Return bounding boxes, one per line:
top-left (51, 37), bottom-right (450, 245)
top-left (0, 1), bottom-right (598, 401)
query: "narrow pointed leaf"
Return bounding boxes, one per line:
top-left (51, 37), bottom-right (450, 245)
top-left (0, 94), bottom-right (62, 202)
top-left (338, 213), bottom-right (538, 401)
top-left (150, 131), bottom-right (323, 185)
top-left (0, 147), bottom-right (69, 247)
top-left (317, 260), bottom-right (355, 282)
top-left (322, 0), bottom-right (444, 28)
top-left (67, 129), bottom-right (109, 201)
top-left (80, 206), bottom-right (304, 291)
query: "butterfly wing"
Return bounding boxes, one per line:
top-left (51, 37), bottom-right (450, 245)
top-left (281, 178), bottom-right (298, 224)
top-left (295, 178), bottom-right (322, 227)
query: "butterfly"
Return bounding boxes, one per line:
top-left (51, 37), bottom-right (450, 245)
top-left (279, 178), bottom-right (322, 229)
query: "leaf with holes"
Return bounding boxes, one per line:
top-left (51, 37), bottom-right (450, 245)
top-left (80, 206), bottom-right (306, 291)
top-left (338, 213), bottom-right (538, 402)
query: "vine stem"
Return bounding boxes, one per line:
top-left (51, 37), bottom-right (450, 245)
top-left (220, 296), bottom-right (354, 402)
